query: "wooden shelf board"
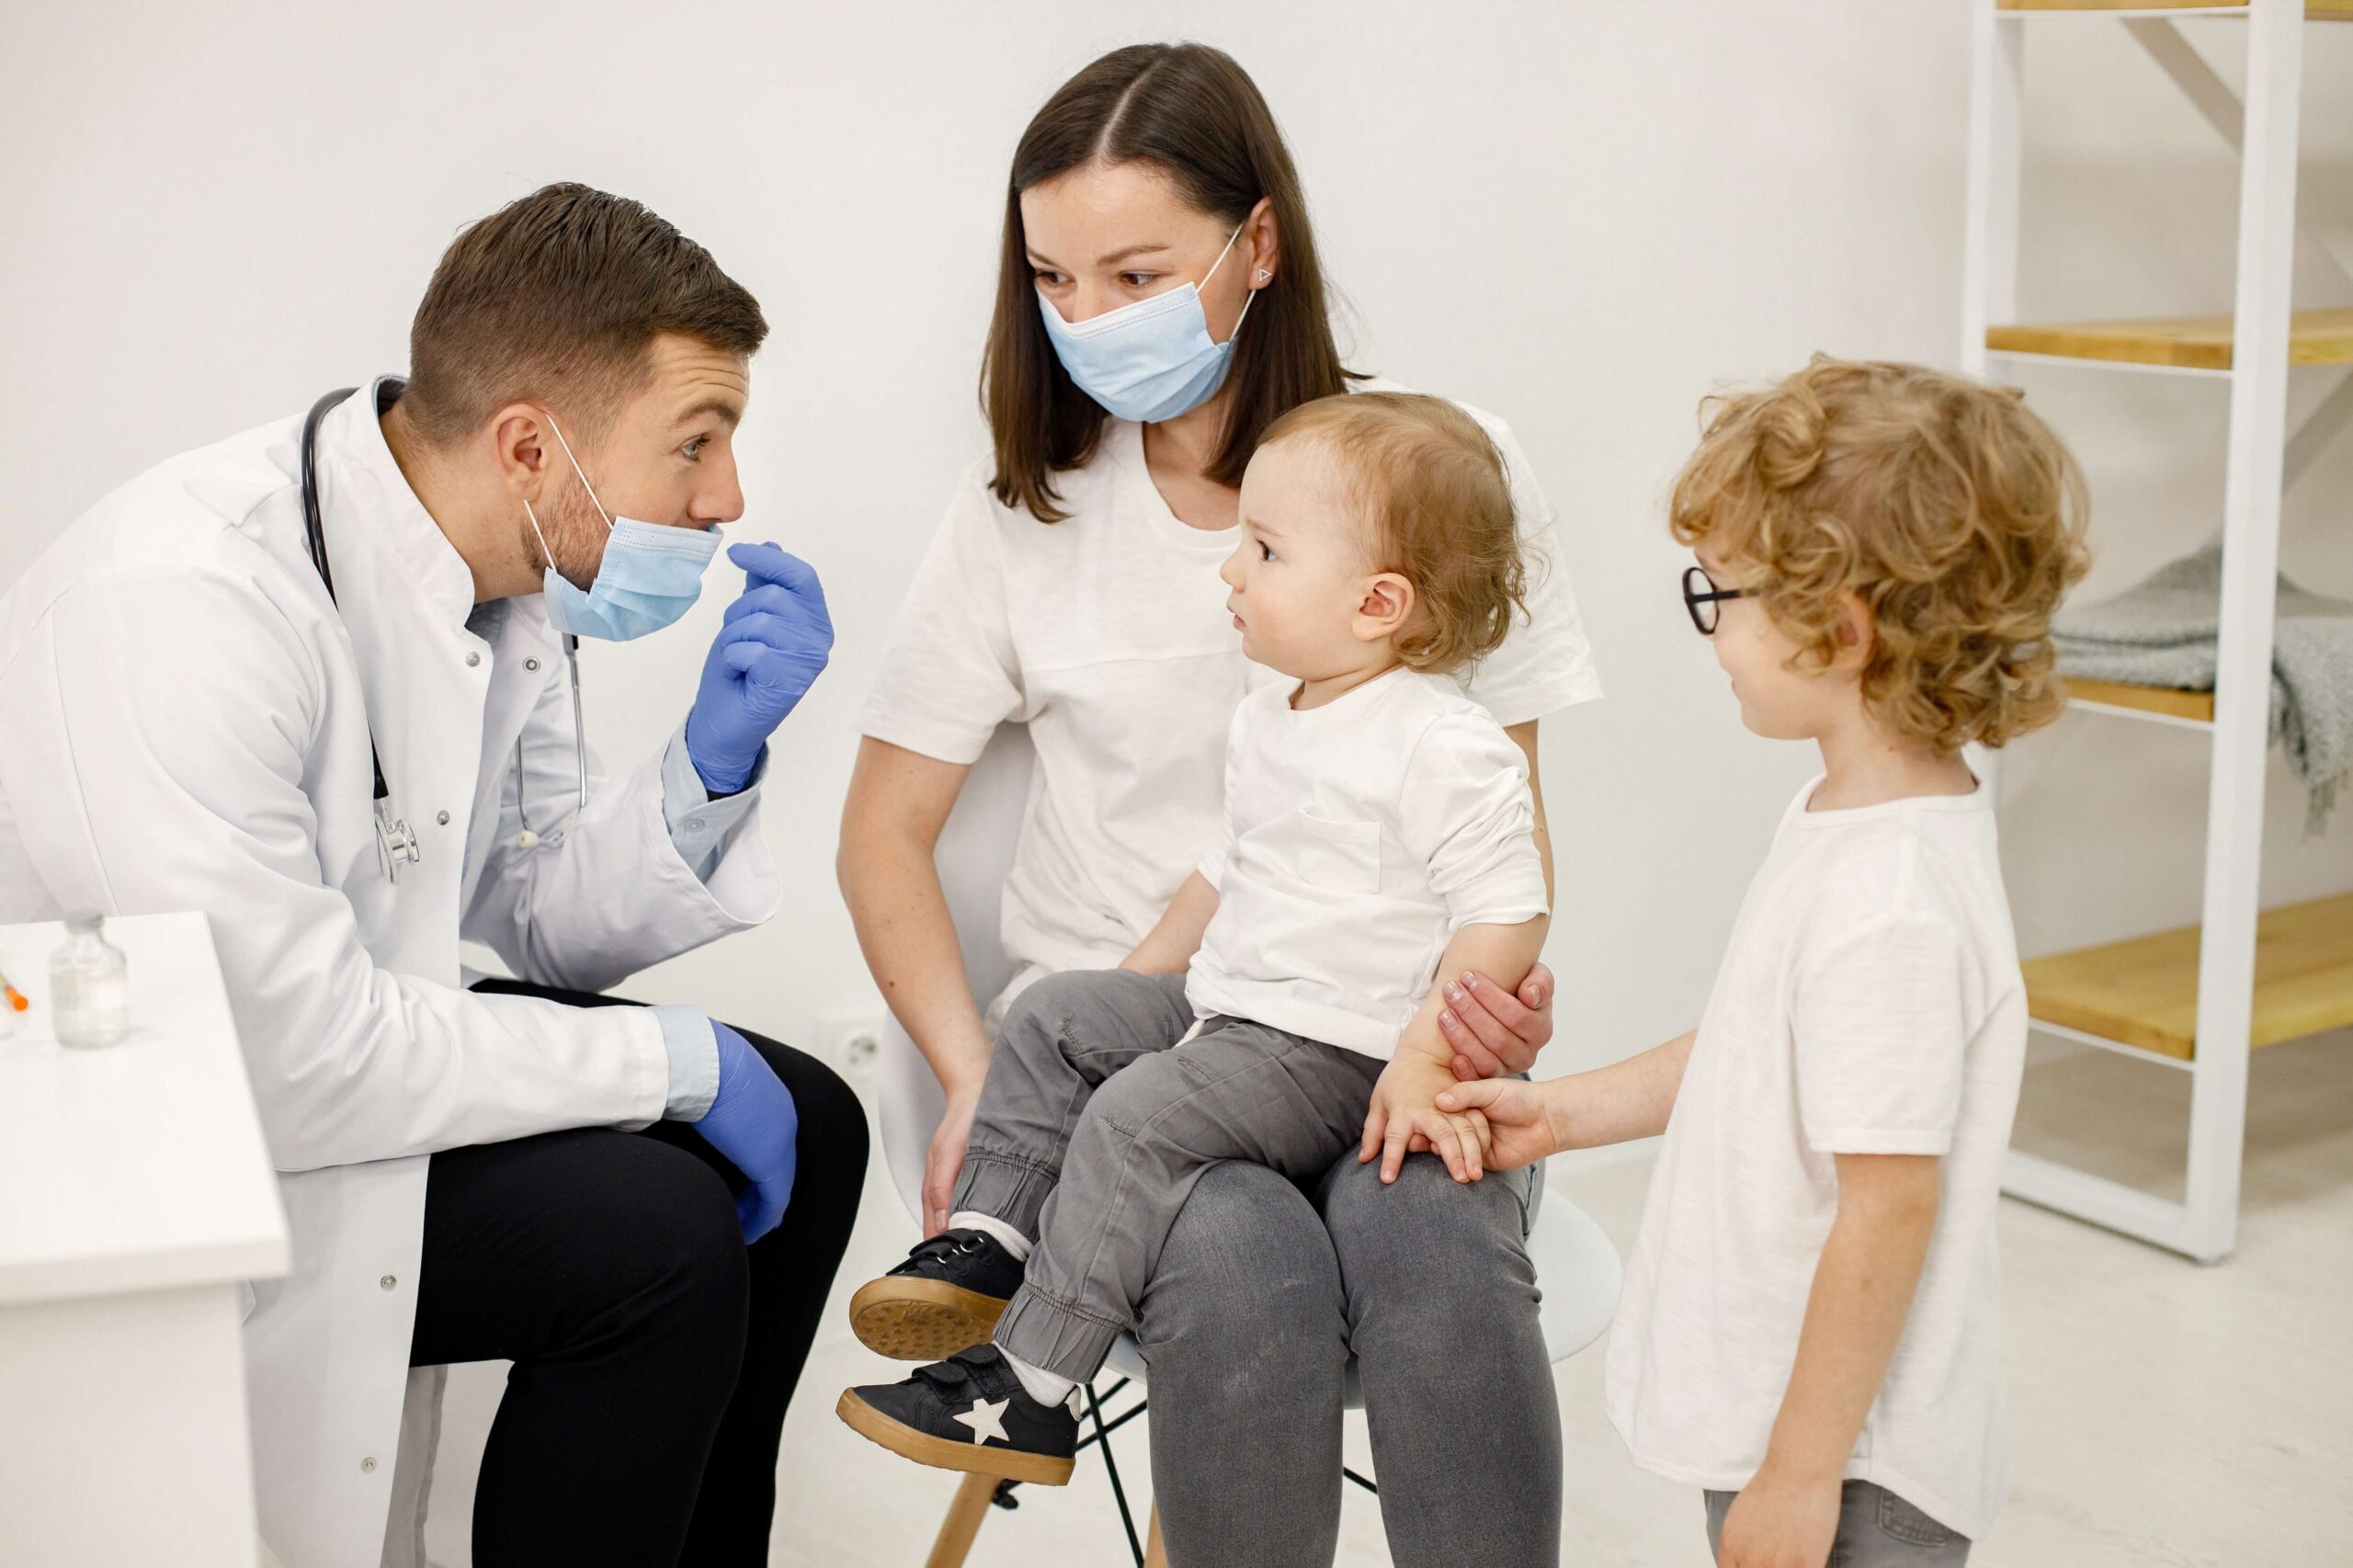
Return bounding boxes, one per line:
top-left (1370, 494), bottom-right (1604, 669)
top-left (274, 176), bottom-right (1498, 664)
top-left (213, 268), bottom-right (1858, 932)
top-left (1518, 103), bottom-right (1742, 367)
top-left (1986, 307), bottom-right (2353, 369)
top-left (2062, 676), bottom-right (2216, 722)
top-left (1998, 1), bottom-right (2353, 17)
top-left (2024, 893), bottom-right (2353, 1061)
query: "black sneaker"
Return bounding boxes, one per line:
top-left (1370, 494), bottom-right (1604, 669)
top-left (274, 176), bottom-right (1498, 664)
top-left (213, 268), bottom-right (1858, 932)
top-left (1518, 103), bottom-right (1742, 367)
top-left (837, 1345), bottom-right (1078, 1484)
top-left (848, 1228), bottom-right (1027, 1361)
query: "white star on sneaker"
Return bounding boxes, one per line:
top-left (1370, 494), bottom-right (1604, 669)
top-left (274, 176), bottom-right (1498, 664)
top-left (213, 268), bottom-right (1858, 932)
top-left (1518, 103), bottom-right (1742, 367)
top-left (953, 1395), bottom-right (1010, 1447)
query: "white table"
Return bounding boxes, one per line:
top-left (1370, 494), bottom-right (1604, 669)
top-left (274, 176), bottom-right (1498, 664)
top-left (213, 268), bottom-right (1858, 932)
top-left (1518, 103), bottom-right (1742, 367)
top-left (0, 913), bottom-right (290, 1568)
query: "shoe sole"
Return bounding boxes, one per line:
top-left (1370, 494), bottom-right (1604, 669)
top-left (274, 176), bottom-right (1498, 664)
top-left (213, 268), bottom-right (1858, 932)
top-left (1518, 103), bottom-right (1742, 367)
top-left (835, 1390), bottom-right (1074, 1485)
top-left (848, 1278), bottom-right (1007, 1361)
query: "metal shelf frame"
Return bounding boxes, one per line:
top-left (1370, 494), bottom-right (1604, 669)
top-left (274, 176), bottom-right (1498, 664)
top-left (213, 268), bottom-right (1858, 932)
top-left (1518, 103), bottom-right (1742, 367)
top-left (1962, 0), bottom-right (2349, 1260)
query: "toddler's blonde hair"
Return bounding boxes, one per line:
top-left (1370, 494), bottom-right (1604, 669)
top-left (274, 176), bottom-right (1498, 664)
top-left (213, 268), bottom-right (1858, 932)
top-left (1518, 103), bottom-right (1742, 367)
top-left (1670, 356), bottom-right (2091, 751)
top-left (1259, 391), bottom-right (1529, 676)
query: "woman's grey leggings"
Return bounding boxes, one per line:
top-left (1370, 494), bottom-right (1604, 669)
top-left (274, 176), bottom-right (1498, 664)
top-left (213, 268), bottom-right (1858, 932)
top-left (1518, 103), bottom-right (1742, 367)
top-left (1135, 1118), bottom-right (1563, 1566)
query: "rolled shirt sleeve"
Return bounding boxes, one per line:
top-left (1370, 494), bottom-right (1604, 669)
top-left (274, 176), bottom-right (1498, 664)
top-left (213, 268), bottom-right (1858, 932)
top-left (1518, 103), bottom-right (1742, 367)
top-left (1397, 711), bottom-right (1550, 932)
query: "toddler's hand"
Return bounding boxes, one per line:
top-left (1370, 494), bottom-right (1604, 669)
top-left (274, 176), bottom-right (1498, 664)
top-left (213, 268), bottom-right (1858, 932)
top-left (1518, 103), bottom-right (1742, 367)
top-left (1359, 1052), bottom-right (1492, 1185)
top-left (1434, 1076), bottom-right (1563, 1171)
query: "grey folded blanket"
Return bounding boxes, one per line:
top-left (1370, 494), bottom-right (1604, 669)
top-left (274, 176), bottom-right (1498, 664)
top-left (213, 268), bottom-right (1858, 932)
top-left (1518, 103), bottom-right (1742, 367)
top-left (2052, 539), bottom-right (2353, 832)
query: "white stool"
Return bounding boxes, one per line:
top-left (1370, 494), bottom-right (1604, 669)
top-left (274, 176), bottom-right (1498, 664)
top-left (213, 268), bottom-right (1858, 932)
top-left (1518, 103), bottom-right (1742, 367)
top-left (873, 725), bottom-right (1623, 1567)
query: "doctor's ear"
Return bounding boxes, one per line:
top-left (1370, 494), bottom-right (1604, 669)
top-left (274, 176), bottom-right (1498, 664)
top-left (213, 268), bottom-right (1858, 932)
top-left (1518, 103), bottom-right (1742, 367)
top-left (1354, 571), bottom-right (1415, 642)
top-left (488, 404), bottom-right (557, 498)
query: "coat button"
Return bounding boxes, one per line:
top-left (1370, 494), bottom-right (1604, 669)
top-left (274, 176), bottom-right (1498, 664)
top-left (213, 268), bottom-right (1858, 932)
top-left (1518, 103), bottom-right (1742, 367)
top-left (380, 1275), bottom-right (397, 1290)
top-left (525, 657), bottom-right (541, 672)
top-left (465, 652), bottom-right (482, 667)
top-left (436, 811), bottom-right (450, 826)
top-left (360, 1457), bottom-right (378, 1473)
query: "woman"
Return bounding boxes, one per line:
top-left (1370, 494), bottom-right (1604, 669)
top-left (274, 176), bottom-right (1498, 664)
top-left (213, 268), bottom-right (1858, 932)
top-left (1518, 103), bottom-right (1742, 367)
top-left (838, 42), bottom-right (1599, 1567)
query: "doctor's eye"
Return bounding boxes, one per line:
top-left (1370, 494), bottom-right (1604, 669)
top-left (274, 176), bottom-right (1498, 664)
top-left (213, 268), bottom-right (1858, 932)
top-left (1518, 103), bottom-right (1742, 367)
top-left (1120, 272), bottom-right (1160, 289)
top-left (681, 437), bottom-right (708, 461)
top-left (1031, 268), bottom-right (1067, 287)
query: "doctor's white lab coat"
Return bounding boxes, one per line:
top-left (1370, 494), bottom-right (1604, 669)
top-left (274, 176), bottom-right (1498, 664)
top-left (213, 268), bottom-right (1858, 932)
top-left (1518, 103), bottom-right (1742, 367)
top-left (0, 379), bottom-right (781, 1568)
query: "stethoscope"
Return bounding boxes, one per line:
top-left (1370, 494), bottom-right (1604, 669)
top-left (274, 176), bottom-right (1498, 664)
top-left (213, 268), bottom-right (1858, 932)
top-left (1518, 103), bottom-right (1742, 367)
top-left (301, 387), bottom-right (588, 879)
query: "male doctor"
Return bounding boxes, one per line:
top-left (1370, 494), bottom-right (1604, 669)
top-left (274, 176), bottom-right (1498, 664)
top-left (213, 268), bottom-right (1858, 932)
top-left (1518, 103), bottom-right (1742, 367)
top-left (0, 184), bottom-right (867, 1568)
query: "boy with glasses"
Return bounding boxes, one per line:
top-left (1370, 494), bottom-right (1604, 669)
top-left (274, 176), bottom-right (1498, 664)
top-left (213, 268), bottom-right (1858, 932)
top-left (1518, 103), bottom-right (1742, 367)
top-left (1445, 358), bottom-right (2088, 1565)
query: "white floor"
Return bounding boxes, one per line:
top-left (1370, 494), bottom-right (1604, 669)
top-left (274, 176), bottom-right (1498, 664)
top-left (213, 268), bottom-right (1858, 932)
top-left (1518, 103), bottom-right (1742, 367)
top-left (427, 1027), bottom-right (2353, 1566)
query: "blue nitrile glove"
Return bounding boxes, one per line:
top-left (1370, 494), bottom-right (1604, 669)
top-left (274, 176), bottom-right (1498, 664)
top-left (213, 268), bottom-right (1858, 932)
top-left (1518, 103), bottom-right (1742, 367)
top-left (684, 541), bottom-right (833, 794)
top-left (692, 1022), bottom-right (800, 1244)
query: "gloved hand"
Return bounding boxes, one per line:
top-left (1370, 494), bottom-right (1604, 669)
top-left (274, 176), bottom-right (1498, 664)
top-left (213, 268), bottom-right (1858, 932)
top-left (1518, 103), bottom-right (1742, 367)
top-left (685, 541), bottom-right (833, 794)
top-left (691, 1022), bottom-right (800, 1244)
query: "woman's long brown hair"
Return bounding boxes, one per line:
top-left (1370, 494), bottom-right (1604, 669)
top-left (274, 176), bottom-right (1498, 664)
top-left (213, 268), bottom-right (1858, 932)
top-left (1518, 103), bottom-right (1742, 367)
top-left (982, 43), bottom-right (1357, 522)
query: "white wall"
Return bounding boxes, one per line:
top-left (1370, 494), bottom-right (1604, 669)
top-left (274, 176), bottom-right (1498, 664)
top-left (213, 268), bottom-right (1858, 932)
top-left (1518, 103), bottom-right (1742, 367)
top-left (2, 2), bottom-right (2347, 1093)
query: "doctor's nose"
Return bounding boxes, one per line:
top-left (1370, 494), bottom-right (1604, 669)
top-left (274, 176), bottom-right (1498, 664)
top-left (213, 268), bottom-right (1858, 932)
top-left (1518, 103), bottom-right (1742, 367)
top-left (691, 456), bottom-right (746, 529)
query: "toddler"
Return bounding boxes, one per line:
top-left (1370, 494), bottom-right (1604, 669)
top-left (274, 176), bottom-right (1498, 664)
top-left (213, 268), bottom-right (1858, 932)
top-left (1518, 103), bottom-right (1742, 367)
top-left (836, 392), bottom-right (1550, 1482)
top-left (1440, 357), bottom-right (2088, 1566)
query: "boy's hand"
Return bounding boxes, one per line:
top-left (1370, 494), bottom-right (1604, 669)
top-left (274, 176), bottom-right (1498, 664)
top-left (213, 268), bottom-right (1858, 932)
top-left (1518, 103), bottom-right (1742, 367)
top-left (1432, 1076), bottom-right (1563, 1171)
top-left (1717, 1468), bottom-right (1841, 1568)
top-left (1359, 1051), bottom-right (1491, 1185)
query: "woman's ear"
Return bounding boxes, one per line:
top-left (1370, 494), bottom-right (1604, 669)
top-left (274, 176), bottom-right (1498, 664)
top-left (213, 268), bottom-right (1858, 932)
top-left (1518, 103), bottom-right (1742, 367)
top-left (1356, 572), bottom-right (1415, 642)
top-left (1246, 195), bottom-right (1279, 289)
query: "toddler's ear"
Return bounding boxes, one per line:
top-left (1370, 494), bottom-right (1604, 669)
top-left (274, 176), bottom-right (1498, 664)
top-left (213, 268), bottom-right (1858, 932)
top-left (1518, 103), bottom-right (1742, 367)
top-left (1355, 572), bottom-right (1415, 642)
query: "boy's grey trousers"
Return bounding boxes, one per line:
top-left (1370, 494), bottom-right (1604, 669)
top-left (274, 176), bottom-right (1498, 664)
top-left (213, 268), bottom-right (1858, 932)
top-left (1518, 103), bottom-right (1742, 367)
top-left (949, 967), bottom-right (1386, 1382)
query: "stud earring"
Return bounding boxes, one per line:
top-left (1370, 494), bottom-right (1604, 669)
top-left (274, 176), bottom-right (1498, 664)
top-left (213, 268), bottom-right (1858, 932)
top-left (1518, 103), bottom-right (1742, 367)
top-left (1255, 267), bottom-right (1272, 283)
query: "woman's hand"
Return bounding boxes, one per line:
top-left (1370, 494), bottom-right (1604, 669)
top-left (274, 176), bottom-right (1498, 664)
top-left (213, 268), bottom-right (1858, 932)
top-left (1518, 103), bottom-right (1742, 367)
top-left (1437, 960), bottom-right (1555, 1081)
top-left (1432, 1076), bottom-right (1564, 1171)
top-left (922, 1085), bottom-right (981, 1237)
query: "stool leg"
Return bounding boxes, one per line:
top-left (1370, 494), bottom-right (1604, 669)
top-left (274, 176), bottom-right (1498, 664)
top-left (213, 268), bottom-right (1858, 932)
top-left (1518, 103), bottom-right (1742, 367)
top-left (925, 1473), bottom-right (999, 1568)
top-left (1143, 1503), bottom-right (1168, 1568)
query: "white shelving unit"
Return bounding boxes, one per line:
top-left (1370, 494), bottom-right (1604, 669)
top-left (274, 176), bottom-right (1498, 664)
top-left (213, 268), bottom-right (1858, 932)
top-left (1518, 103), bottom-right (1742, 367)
top-left (1961, 0), bottom-right (2353, 1261)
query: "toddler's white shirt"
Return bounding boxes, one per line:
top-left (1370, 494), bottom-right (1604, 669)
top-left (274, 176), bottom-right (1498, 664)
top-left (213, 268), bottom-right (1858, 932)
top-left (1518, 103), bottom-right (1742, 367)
top-left (1184, 667), bottom-right (1549, 1060)
top-left (1606, 777), bottom-right (2026, 1540)
top-left (856, 387), bottom-right (1599, 1020)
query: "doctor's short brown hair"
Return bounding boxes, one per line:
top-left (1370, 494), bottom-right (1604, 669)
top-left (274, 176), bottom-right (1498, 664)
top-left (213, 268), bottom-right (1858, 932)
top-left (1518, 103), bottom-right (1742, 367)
top-left (1260, 392), bottom-right (1529, 677)
top-left (401, 182), bottom-right (767, 446)
top-left (1669, 356), bottom-right (2091, 752)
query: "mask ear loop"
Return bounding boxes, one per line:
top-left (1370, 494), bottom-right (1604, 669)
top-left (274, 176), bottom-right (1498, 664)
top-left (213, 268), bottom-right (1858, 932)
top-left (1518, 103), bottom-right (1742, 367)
top-left (522, 496), bottom-right (558, 573)
top-left (542, 413), bottom-right (617, 532)
top-left (1202, 221), bottom-right (1257, 347)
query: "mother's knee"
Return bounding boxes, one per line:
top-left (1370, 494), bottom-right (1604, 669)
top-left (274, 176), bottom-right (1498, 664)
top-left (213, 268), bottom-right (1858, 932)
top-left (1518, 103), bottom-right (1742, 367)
top-left (1323, 1153), bottom-right (1534, 1298)
top-left (1139, 1161), bottom-right (1344, 1356)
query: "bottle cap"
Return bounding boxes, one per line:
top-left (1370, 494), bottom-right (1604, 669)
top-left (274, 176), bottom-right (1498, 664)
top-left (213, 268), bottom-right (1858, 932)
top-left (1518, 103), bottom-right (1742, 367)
top-left (64, 912), bottom-right (106, 934)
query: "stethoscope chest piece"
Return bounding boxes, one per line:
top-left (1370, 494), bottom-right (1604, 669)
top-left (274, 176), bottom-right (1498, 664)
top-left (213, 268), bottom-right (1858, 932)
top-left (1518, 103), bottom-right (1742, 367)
top-left (375, 797), bottom-right (422, 876)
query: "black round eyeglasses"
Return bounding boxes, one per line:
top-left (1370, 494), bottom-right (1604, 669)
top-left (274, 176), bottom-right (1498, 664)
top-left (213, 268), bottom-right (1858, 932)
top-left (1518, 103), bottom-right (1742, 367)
top-left (1682, 566), bottom-right (1747, 636)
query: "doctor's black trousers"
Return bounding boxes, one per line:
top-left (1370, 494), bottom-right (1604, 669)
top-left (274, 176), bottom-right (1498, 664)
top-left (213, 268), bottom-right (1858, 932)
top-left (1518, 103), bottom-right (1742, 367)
top-left (406, 981), bottom-right (868, 1568)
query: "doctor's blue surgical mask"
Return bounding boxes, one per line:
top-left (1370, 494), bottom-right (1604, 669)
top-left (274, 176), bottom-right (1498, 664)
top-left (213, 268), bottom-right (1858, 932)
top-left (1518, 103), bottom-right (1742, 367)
top-left (1038, 221), bottom-right (1258, 425)
top-left (525, 414), bottom-right (721, 642)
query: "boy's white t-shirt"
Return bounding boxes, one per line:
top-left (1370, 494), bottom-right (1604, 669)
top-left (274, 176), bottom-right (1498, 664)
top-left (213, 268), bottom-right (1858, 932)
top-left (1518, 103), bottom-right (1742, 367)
top-left (1605, 777), bottom-right (2027, 1540)
top-left (858, 386), bottom-right (1600, 1017)
top-left (1184, 667), bottom-right (1549, 1059)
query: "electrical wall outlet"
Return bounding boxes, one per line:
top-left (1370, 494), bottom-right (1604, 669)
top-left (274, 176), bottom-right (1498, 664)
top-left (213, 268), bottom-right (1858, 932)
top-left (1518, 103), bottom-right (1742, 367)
top-left (824, 1010), bottom-right (887, 1083)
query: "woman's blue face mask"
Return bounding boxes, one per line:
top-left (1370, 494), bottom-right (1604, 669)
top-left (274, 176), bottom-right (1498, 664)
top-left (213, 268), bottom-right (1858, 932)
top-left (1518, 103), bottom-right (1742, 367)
top-left (1037, 221), bottom-right (1256, 425)
top-left (524, 414), bottom-right (720, 642)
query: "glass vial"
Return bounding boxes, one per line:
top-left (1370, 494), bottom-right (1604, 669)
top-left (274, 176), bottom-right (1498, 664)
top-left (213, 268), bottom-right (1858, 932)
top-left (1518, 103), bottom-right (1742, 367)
top-left (51, 913), bottom-right (130, 1048)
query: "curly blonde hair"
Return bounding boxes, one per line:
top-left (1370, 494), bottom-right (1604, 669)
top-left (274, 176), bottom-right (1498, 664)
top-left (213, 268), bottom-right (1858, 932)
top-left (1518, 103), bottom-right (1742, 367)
top-left (1670, 356), bottom-right (2091, 751)
top-left (1260, 392), bottom-right (1529, 676)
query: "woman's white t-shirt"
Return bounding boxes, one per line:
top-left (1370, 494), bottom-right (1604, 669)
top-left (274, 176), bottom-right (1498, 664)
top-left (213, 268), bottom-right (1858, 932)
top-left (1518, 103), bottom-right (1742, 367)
top-left (858, 385), bottom-right (1601, 1012)
top-left (1605, 778), bottom-right (2027, 1540)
